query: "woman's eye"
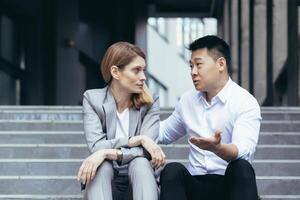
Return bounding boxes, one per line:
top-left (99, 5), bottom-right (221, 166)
top-left (133, 68), bottom-right (139, 73)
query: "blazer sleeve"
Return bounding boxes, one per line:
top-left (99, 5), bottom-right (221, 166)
top-left (83, 91), bottom-right (129, 153)
top-left (120, 95), bottom-right (160, 165)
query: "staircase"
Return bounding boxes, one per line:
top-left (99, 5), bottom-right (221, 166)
top-left (0, 106), bottom-right (299, 199)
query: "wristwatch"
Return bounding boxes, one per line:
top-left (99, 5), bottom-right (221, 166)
top-left (116, 149), bottom-right (123, 162)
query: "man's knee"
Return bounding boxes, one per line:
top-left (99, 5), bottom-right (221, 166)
top-left (226, 159), bottom-right (255, 179)
top-left (160, 162), bottom-right (186, 181)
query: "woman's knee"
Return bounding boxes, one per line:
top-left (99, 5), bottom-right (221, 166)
top-left (97, 161), bottom-right (114, 177)
top-left (128, 157), bottom-right (153, 177)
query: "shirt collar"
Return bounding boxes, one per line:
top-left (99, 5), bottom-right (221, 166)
top-left (197, 77), bottom-right (232, 104)
top-left (215, 77), bottom-right (232, 103)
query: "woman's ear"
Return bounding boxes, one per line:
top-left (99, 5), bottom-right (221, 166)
top-left (110, 65), bottom-right (119, 80)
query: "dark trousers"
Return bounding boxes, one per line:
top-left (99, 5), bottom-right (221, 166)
top-left (160, 159), bottom-right (258, 200)
top-left (112, 174), bottom-right (133, 200)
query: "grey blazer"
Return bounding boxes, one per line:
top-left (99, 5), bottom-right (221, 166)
top-left (82, 86), bottom-right (160, 165)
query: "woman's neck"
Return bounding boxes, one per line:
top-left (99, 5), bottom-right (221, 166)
top-left (110, 82), bottom-right (131, 113)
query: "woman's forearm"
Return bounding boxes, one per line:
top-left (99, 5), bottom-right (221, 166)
top-left (100, 149), bottom-right (118, 160)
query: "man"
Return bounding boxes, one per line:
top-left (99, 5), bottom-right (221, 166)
top-left (158, 35), bottom-right (261, 200)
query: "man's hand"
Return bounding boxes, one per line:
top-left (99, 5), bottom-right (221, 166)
top-left (189, 131), bottom-right (222, 153)
top-left (190, 131), bottom-right (239, 161)
top-left (129, 135), bottom-right (166, 168)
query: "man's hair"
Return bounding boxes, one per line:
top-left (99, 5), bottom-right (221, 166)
top-left (189, 35), bottom-right (232, 74)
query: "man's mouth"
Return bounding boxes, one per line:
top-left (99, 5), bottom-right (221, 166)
top-left (193, 80), bottom-right (199, 85)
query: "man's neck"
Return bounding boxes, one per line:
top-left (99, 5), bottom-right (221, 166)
top-left (205, 76), bottom-right (229, 103)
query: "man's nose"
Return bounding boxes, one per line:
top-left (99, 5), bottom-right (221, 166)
top-left (191, 65), bottom-right (198, 75)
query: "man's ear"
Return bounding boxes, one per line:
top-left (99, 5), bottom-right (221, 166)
top-left (110, 65), bottom-right (119, 80)
top-left (218, 57), bottom-right (226, 72)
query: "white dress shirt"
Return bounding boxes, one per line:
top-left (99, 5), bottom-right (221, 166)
top-left (159, 78), bottom-right (262, 175)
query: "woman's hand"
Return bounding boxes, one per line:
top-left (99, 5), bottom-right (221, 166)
top-left (129, 135), bottom-right (166, 168)
top-left (77, 149), bottom-right (108, 185)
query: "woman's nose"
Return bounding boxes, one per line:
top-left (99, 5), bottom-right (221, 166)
top-left (140, 71), bottom-right (146, 81)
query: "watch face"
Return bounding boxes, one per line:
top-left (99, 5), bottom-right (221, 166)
top-left (117, 150), bottom-right (123, 161)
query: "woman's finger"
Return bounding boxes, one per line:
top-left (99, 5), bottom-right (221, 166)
top-left (85, 162), bottom-right (93, 184)
top-left (77, 161), bottom-right (86, 181)
top-left (90, 164), bottom-right (98, 181)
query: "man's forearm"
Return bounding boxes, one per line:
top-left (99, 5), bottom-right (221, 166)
top-left (212, 143), bottom-right (238, 162)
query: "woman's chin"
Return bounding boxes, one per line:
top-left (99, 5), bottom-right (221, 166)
top-left (132, 89), bottom-right (143, 94)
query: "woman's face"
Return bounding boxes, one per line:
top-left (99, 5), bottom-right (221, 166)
top-left (117, 56), bottom-right (146, 94)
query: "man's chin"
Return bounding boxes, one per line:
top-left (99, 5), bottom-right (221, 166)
top-left (193, 85), bottom-right (203, 91)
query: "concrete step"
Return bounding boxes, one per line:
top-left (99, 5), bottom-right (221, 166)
top-left (260, 121), bottom-right (300, 132)
top-left (260, 195), bottom-right (300, 200)
top-left (173, 132), bottom-right (300, 145)
top-left (1, 120), bottom-right (300, 132)
top-left (0, 177), bottom-right (81, 195)
top-left (1, 107), bottom-right (300, 121)
top-left (2, 111), bottom-right (300, 121)
top-left (1, 159), bottom-right (299, 177)
top-left (257, 177), bottom-right (300, 195)
top-left (0, 175), bottom-right (298, 196)
top-left (0, 120), bottom-right (83, 131)
top-left (0, 111), bottom-right (82, 121)
top-left (0, 194), bottom-right (83, 199)
top-left (1, 144), bottom-right (299, 160)
top-left (0, 131), bottom-right (299, 145)
top-left (0, 131), bottom-right (85, 144)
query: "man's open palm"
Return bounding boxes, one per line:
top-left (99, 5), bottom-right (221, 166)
top-left (189, 131), bottom-right (222, 152)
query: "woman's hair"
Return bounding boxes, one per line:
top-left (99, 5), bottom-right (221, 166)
top-left (100, 41), bottom-right (153, 108)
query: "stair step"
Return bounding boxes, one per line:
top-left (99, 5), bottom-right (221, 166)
top-left (0, 176), bottom-right (81, 195)
top-left (0, 121), bottom-right (83, 131)
top-left (260, 195), bottom-right (300, 200)
top-left (0, 132), bottom-right (85, 144)
top-left (0, 131), bottom-right (299, 145)
top-left (0, 194), bottom-right (83, 199)
top-left (0, 144), bottom-right (299, 159)
top-left (174, 132), bottom-right (300, 145)
top-left (0, 175), bottom-right (298, 196)
top-left (1, 159), bottom-right (299, 177)
top-left (257, 177), bottom-right (300, 195)
top-left (1, 120), bottom-right (300, 132)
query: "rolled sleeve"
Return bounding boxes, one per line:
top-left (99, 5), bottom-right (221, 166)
top-left (232, 100), bottom-right (262, 161)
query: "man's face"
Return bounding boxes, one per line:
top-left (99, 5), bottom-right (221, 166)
top-left (189, 48), bottom-right (221, 92)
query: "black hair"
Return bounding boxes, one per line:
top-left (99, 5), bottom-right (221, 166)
top-left (189, 35), bottom-right (232, 74)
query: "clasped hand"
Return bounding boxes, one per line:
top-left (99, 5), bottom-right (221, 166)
top-left (128, 135), bottom-right (166, 169)
top-left (77, 135), bottom-right (166, 185)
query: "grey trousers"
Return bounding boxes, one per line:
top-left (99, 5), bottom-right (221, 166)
top-left (85, 157), bottom-right (158, 200)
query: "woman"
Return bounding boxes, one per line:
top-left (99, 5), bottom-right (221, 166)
top-left (77, 42), bottom-right (166, 200)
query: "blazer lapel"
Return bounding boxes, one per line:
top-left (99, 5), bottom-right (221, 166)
top-left (129, 107), bottom-right (140, 137)
top-left (102, 88), bottom-right (117, 140)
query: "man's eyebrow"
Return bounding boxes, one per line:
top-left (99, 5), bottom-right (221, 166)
top-left (190, 58), bottom-right (203, 63)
